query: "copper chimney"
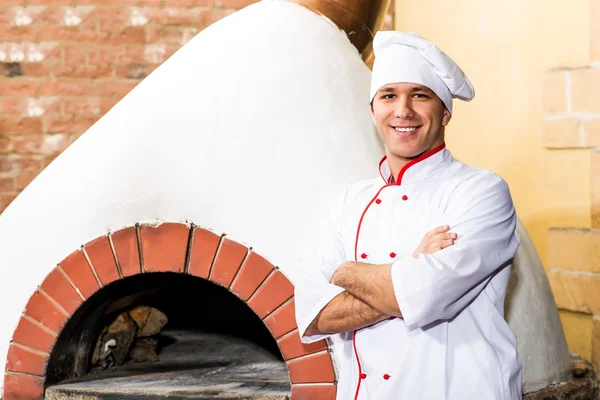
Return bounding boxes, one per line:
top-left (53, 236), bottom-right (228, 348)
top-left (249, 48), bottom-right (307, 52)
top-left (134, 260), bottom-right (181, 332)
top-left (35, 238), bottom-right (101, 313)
top-left (290, 0), bottom-right (392, 63)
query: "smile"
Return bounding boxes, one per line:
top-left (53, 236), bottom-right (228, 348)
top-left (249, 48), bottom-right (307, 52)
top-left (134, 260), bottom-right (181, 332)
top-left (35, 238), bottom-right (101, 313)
top-left (393, 126), bottom-right (419, 132)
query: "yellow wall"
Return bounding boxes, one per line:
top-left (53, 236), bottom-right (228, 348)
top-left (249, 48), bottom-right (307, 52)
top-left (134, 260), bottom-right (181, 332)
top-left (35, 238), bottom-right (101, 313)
top-left (394, 0), bottom-right (591, 266)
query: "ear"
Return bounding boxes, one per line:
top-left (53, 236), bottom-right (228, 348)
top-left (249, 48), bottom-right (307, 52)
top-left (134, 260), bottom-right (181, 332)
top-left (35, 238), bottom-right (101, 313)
top-left (441, 107), bottom-right (452, 127)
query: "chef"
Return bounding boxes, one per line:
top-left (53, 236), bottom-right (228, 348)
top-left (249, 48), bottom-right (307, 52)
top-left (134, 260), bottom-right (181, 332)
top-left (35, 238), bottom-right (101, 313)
top-left (295, 31), bottom-right (522, 399)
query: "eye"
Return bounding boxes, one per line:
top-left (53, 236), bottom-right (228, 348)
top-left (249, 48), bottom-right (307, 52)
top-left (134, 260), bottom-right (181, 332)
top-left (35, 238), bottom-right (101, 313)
top-left (381, 94), bottom-right (396, 100)
top-left (413, 93), bottom-right (430, 99)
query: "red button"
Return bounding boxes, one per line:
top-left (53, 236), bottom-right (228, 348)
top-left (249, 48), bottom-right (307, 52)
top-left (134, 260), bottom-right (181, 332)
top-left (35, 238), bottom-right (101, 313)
top-left (383, 374), bottom-right (390, 380)
top-left (360, 373), bottom-right (367, 379)
top-left (402, 195), bottom-right (408, 201)
top-left (389, 252), bottom-right (396, 258)
top-left (375, 199), bottom-right (382, 204)
top-left (360, 253), bottom-right (367, 259)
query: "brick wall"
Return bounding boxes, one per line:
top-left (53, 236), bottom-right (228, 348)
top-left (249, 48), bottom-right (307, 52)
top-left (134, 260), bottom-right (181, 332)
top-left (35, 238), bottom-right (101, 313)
top-left (542, 1), bottom-right (600, 372)
top-left (0, 1), bottom-right (395, 214)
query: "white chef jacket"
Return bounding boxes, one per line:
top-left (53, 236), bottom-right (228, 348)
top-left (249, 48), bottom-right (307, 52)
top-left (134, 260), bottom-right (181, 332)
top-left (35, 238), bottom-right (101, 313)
top-left (295, 144), bottom-right (522, 400)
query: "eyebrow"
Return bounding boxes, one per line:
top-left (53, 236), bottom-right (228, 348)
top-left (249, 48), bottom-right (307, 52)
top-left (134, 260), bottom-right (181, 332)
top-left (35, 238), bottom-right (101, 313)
top-left (410, 85), bottom-right (434, 93)
top-left (378, 85), bottom-right (434, 94)
top-left (379, 87), bottom-right (396, 93)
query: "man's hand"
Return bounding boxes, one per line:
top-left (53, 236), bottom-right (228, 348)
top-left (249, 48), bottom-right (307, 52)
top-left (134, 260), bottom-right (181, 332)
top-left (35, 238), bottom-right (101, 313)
top-left (412, 225), bottom-right (457, 258)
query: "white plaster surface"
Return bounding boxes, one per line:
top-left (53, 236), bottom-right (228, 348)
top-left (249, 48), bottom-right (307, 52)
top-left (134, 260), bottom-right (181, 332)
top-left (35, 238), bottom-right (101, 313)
top-left (0, 0), bottom-right (572, 394)
top-left (0, 0), bottom-right (380, 390)
top-left (506, 220), bottom-right (572, 392)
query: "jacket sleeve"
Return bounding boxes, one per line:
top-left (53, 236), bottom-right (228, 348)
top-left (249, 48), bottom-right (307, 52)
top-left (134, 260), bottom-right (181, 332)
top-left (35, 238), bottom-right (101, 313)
top-left (391, 173), bottom-right (519, 330)
top-left (295, 188), bottom-right (348, 344)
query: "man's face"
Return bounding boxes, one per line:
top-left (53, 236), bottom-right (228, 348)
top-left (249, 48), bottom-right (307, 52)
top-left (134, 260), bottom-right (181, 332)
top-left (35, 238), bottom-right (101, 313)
top-left (371, 82), bottom-right (451, 160)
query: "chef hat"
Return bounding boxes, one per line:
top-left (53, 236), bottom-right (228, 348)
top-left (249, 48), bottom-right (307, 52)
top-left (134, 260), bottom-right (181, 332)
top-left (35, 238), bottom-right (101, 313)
top-left (370, 31), bottom-right (475, 113)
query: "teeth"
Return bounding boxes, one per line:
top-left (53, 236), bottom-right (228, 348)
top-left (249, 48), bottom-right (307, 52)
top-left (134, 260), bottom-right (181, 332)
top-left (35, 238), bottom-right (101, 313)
top-left (394, 126), bottom-right (417, 132)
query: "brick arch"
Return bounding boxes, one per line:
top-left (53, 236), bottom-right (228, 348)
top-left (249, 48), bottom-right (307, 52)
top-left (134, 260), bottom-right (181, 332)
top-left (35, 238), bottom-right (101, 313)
top-left (3, 222), bottom-right (337, 400)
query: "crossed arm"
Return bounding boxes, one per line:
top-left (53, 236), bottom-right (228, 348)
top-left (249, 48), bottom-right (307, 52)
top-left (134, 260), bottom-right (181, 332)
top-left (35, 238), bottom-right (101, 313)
top-left (305, 225), bottom-right (456, 337)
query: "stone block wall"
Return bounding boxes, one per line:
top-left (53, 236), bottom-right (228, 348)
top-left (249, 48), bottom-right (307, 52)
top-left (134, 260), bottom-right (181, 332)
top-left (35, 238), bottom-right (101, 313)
top-left (543, 3), bottom-right (600, 370)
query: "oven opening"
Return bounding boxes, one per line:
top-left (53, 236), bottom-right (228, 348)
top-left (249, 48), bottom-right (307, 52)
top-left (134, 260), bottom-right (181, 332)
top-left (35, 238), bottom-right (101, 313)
top-left (44, 272), bottom-right (290, 399)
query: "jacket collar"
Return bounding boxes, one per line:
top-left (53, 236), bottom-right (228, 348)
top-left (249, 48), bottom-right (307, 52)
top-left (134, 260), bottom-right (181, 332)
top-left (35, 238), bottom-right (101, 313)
top-left (378, 143), bottom-right (452, 185)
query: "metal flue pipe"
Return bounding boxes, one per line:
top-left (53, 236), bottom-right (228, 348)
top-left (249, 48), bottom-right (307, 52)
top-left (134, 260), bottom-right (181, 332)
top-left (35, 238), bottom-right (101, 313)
top-left (289, 0), bottom-right (391, 63)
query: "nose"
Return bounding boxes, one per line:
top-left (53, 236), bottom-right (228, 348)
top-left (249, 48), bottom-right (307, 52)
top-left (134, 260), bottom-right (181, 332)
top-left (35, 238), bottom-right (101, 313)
top-left (394, 97), bottom-right (414, 119)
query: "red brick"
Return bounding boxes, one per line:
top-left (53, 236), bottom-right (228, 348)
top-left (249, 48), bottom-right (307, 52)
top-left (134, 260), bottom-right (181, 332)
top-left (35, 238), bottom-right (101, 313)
top-left (0, 96), bottom-right (60, 117)
top-left (247, 270), bottom-right (294, 318)
top-left (6, 344), bottom-right (48, 375)
top-left (24, 290), bottom-right (69, 333)
top-left (96, 6), bottom-right (156, 29)
top-left (39, 5), bottom-right (95, 25)
top-left (0, 154), bottom-right (42, 173)
top-left (291, 384), bottom-right (337, 400)
top-left (111, 226), bottom-right (141, 277)
top-left (45, 117), bottom-right (96, 134)
top-left (40, 268), bottom-right (83, 315)
top-left (0, 78), bottom-right (38, 96)
top-left (0, 176), bottom-right (14, 192)
top-left (264, 298), bottom-right (297, 339)
top-left (88, 46), bottom-right (128, 65)
top-left (162, 0), bottom-right (213, 6)
top-left (156, 26), bottom-right (200, 46)
top-left (0, 5), bottom-right (48, 26)
top-left (0, 1), bottom-right (26, 7)
top-left (230, 251), bottom-right (274, 301)
top-left (0, 118), bottom-right (42, 135)
top-left (145, 26), bottom-right (161, 43)
top-left (38, 79), bottom-right (95, 96)
top-left (12, 134), bottom-right (69, 155)
top-left (160, 7), bottom-right (203, 26)
top-left (18, 155), bottom-right (43, 170)
top-left (84, 235), bottom-right (120, 285)
top-left (0, 194), bottom-right (18, 211)
top-left (209, 238), bottom-right (248, 288)
top-left (15, 170), bottom-right (38, 190)
top-left (53, 64), bottom-right (113, 79)
top-left (94, 79), bottom-right (139, 98)
top-left (38, 18), bottom-right (97, 41)
top-left (114, 63), bottom-right (157, 79)
top-left (287, 351), bottom-right (336, 384)
top-left (124, 45), bottom-right (146, 63)
top-left (0, 137), bottom-right (10, 152)
top-left (0, 25), bottom-right (39, 41)
top-left (68, 131), bottom-right (84, 145)
top-left (29, 0), bottom-right (75, 5)
top-left (12, 316), bottom-right (55, 353)
top-left (42, 153), bottom-right (58, 167)
top-left (3, 373), bottom-right (44, 400)
top-left (216, 0), bottom-right (258, 9)
top-left (140, 222), bottom-right (189, 273)
top-left (198, 8), bottom-right (234, 27)
top-left (188, 228), bottom-right (221, 279)
top-left (11, 136), bottom-right (43, 154)
top-left (8, 41), bottom-right (61, 64)
top-left (60, 249), bottom-right (99, 299)
top-left (96, 27), bottom-right (146, 45)
top-left (19, 63), bottom-right (53, 77)
top-left (137, 43), bottom-right (172, 64)
top-left (63, 98), bottom-right (117, 116)
top-left (277, 330), bottom-right (328, 361)
top-left (63, 44), bottom-right (88, 66)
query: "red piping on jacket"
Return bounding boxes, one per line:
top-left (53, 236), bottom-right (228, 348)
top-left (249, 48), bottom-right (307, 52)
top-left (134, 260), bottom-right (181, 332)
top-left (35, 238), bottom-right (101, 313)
top-left (351, 143), bottom-right (447, 399)
top-left (353, 331), bottom-right (363, 400)
top-left (378, 142), bottom-right (446, 184)
top-left (355, 143), bottom-right (446, 261)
